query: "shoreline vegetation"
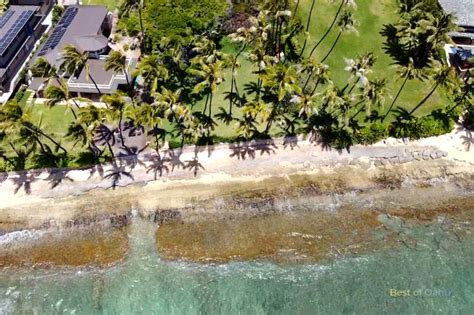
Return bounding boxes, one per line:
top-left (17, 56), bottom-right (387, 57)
top-left (0, 0), bottom-right (473, 268)
top-left (0, 129), bottom-right (473, 266)
top-left (2, 0), bottom-right (472, 173)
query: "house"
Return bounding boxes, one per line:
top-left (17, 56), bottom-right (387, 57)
top-left (438, 0), bottom-right (474, 77)
top-left (0, 4), bottom-right (49, 102)
top-left (28, 5), bottom-right (138, 101)
top-left (438, 0), bottom-right (474, 45)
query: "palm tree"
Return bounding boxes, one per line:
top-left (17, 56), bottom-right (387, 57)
top-left (0, 100), bottom-right (68, 155)
top-left (44, 78), bottom-right (81, 120)
top-left (382, 58), bottom-right (425, 121)
top-left (261, 63), bottom-right (302, 133)
top-left (66, 106), bottom-right (104, 156)
top-left (351, 79), bottom-right (386, 120)
top-left (189, 59), bottom-right (226, 121)
top-left (101, 94), bottom-right (129, 150)
top-left (309, 0), bottom-right (357, 58)
top-left (30, 57), bottom-right (57, 78)
top-left (119, 0), bottom-right (146, 52)
top-left (60, 45), bottom-right (102, 96)
top-left (105, 51), bottom-right (133, 98)
top-left (320, 9), bottom-right (358, 63)
top-left (343, 52), bottom-right (376, 92)
top-left (298, 0), bottom-right (316, 57)
top-left (409, 63), bottom-right (453, 115)
top-left (135, 55), bottom-right (169, 92)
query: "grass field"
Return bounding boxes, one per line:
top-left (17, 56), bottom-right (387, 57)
top-left (82, 0), bottom-right (119, 11)
top-left (30, 0), bottom-right (448, 143)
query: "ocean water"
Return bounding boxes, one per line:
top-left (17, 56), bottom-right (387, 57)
top-left (1, 211), bottom-right (473, 315)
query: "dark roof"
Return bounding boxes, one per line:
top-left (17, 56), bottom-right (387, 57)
top-left (35, 5), bottom-right (109, 67)
top-left (438, 0), bottom-right (474, 28)
top-left (0, 6), bottom-right (38, 37)
top-left (75, 58), bottom-right (114, 85)
top-left (0, 6), bottom-right (39, 56)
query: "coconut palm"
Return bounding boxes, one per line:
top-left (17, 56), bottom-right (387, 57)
top-left (351, 79), bottom-right (386, 120)
top-left (30, 57), bottom-right (57, 78)
top-left (298, 0), bottom-right (316, 57)
top-left (309, 0), bottom-right (357, 58)
top-left (0, 100), bottom-right (68, 155)
top-left (320, 9), bottom-right (358, 63)
top-left (382, 58), bottom-right (425, 121)
top-left (135, 55), bottom-right (169, 92)
top-left (105, 51), bottom-right (132, 97)
top-left (44, 78), bottom-right (81, 120)
top-left (60, 44), bottom-right (102, 96)
top-left (119, 0), bottom-right (146, 52)
top-left (189, 59), bottom-right (226, 121)
top-left (409, 63), bottom-right (454, 115)
top-left (343, 52), bottom-right (376, 92)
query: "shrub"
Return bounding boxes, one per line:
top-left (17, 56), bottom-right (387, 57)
top-left (354, 122), bottom-right (387, 145)
top-left (52, 5), bottom-right (64, 25)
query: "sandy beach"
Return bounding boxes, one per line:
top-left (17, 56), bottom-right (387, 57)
top-left (0, 127), bottom-right (473, 232)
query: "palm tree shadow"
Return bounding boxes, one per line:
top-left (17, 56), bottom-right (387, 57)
top-left (457, 125), bottom-right (473, 151)
top-left (283, 135), bottom-right (298, 150)
top-left (146, 153), bottom-right (170, 180)
top-left (88, 164), bottom-right (105, 179)
top-left (104, 160), bottom-right (134, 189)
top-left (168, 149), bottom-right (185, 171)
top-left (229, 142), bottom-right (256, 160)
top-left (0, 172), bottom-right (8, 184)
top-left (12, 171), bottom-right (39, 195)
top-left (46, 169), bottom-right (73, 189)
top-left (184, 149), bottom-right (204, 177)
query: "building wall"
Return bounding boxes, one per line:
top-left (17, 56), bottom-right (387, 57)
top-left (0, 14), bottom-right (45, 92)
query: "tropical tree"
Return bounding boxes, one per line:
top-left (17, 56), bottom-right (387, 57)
top-left (320, 9), bottom-right (358, 63)
top-left (135, 55), bottom-right (169, 92)
top-left (119, 0), bottom-right (145, 52)
top-left (409, 62), bottom-right (454, 115)
top-left (343, 52), bottom-right (376, 92)
top-left (60, 44), bottom-right (102, 96)
top-left (382, 58), bottom-right (425, 121)
top-left (105, 51), bottom-right (133, 97)
top-left (44, 78), bottom-right (81, 120)
top-left (188, 58), bottom-right (227, 131)
top-left (308, 0), bottom-right (357, 58)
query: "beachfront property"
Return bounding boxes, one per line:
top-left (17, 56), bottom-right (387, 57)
top-left (28, 5), bottom-right (138, 101)
top-left (0, 0), bottom-right (52, 103)
top-left (439, 0), bottom-right (474, 77)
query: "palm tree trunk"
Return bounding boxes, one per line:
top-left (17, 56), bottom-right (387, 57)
top-left (382, 73), bottom-right (410, 122)
top-left (311, 77), bottom-right (322, 95)
top-left (409, 83), bottom-right (439, 115)
top-left (208, 92), bottom-right (213, 118)
top-left (321, 31), bottom-right (342, 63)
top-left (203, 93), bottom-right (209, 115)
top-left (138, 4), bottom-right (146, 53)
top-left (25, 125), bottom-right (68, 154)
top-left (309, 0), bottom-right (345, 58)
top-left (349, 100), bottom-right (366, 121)
top-left (230, 44), bottom-right (247, 114)
top-left (88, 73), bottom-right (102, 97)
top-left (293, 0), bottom-right (301, 18)
top-left (298, 0), bottom-right (316, 58)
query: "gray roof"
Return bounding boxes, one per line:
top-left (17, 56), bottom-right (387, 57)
top-left (438, 0), bottom-right (474, 28)
top-left (75, 58), bottom-right (114, 85)
top-left (35, 5), bottom-right (109, 67)
top-left (0, 5), bottom-right (39, 37)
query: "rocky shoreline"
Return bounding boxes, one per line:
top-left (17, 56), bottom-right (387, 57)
top-left (0, 130), bottom-right (472, 266)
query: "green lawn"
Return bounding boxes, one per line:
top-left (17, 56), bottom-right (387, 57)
top-left (297, 0), bottom-right (446, 117)
top-left (82, 0), bottom-right (119, 11)
top-left (31, 0), bottom-right (449, 143)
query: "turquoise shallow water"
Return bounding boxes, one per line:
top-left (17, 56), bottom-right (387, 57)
top-left (1, 214), bottom-right (473, 314)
